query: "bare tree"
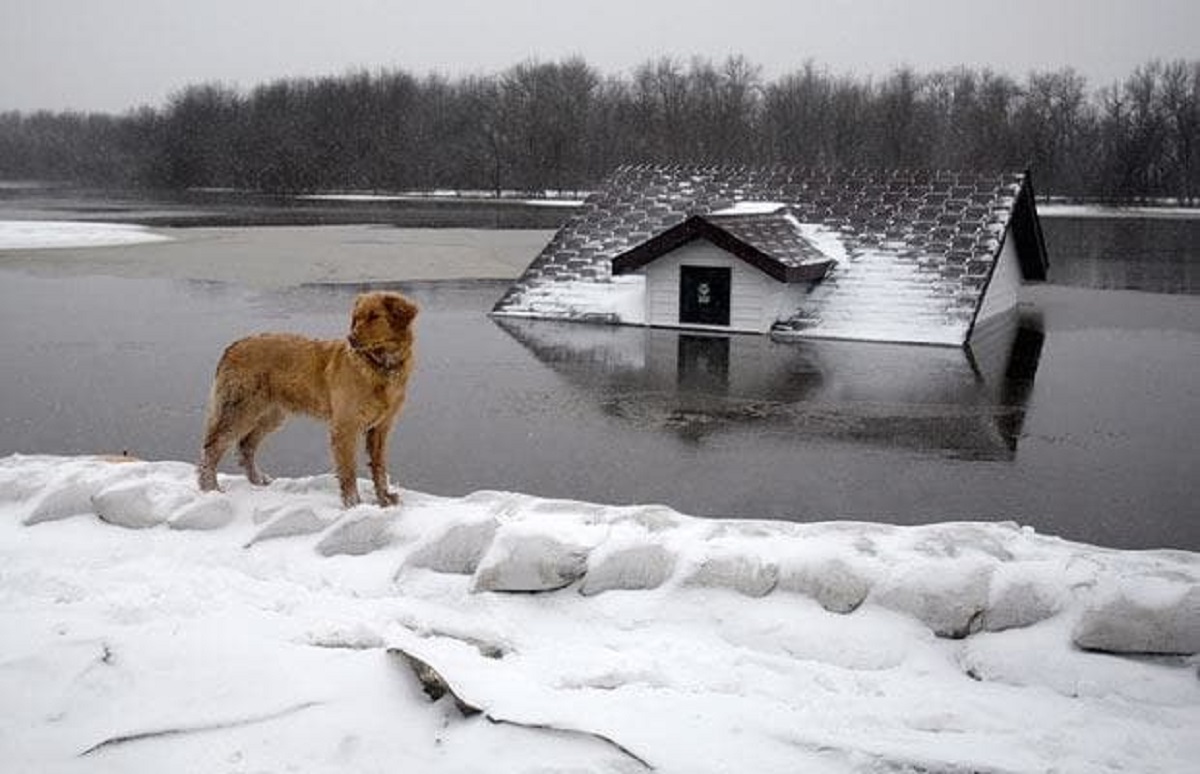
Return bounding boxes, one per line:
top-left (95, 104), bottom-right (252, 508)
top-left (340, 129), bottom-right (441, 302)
top-left (2, 55), bottom-right (1198, 202)
top-left (1160, 60), bottom-right (1200, 204)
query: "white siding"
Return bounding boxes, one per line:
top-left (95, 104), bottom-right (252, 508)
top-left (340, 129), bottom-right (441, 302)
top-left (640, 241), bottom-right (797, 333)
top-left (974, 227), bottom-right (1021, 326)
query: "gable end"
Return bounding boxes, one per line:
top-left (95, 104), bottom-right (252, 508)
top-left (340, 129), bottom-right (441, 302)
top-left (611, 215), bottom-right (831, 283)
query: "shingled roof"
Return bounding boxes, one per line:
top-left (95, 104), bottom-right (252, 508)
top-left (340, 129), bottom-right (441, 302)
top-left (492, 164), bottom-right (1047, 345)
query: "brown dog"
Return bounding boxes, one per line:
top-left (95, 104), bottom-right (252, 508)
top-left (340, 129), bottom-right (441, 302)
top-left (197, 291), bottom-right (417, 507)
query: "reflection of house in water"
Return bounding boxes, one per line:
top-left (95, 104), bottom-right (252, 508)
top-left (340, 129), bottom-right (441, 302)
top-left (492, 313), bottom-right (1044, 460)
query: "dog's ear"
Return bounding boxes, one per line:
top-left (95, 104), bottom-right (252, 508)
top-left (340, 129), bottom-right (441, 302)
top-left (384, 294), bottom-right (418, 329)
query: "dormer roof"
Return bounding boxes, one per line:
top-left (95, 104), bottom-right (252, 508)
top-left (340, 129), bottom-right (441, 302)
top-left (611, 207), bottom-right (834, 283)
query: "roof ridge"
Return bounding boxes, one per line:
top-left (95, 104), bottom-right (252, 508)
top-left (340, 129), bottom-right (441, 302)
top-left (603, 162), bottom-right (1028, 182)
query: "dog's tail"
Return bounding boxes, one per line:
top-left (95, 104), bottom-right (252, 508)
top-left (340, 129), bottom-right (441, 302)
top-left (200, 364), bottom-right (249, 445)
top-left (197, 349), bottom-right (242, 490)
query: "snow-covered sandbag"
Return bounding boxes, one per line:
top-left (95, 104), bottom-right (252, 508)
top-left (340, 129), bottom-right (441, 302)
top-left (23, 463), bottom-right (137, 525)
top-left (168, 494), bottom-right (235, 531)
top-left (682, 549), bottom-right (779, 597)
top-left (472, 530), bottom-right (591, 593)
top-left (871, 559), bottom-right (994, 638)
top-left (981, 560), bottom-right (1072, 632)
top-left (265, 473), bottom-right (341, 497)
top-left (903, 522), bottom-right (1019, 562)
top-left (0, 454), bottom-right (60, 505)
top-left (307, 622), bottom-right (386, 650)
top-left (24, 477), bottom-right (100, 524)
top-left (610, 504), bottom-right (685, 533)
top-left (460, 489), bottom-right (531, 518)
top-left (1073, 578), bottom-right (1200, 655)
top-left (406, 518), bottom-right (498, 574)
top-left (92, 479), bottom-right (194, 529)
top-left (961, 618), bottom-right (1200, 706)
top-left (579, 542), bottom-right (676, 596)
top-left (246, 504), bottom-right (336, 546)
top-left (316, 510), bottom-right (394, 556)
top-left (777, 556), bottom-right (872, 614)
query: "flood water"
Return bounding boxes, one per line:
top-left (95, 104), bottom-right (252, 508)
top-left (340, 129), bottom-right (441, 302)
top-left (1045, 214), bottom-right (1200, 294)
top-left (1, 202), bottom-right (1198, 551)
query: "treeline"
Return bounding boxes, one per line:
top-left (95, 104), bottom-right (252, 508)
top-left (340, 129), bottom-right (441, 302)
top-left (1, 56), bottom-right (1198, 203)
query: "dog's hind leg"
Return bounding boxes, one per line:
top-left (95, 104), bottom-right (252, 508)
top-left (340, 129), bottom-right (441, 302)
top-left (198, 392), bottom-right (251, 492)
top-left (197, 446), bottom-right (222, 492)
top-left (238, 407), bottom-right (285, 486)
top-left (198, 422), bottom-right (234, 493)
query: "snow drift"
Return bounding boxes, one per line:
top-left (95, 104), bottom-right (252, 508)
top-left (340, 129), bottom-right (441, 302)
top-left (0, 220), bottom-right (170, 250)
top-left (1, 453), bottom-right (1197, 773)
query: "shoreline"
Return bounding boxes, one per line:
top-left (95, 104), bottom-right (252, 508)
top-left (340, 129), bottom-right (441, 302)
top-left (1037, 202), bottom-right (1200, 220)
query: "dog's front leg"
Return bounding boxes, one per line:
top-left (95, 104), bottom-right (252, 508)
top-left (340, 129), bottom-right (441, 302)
top-left (330, 417), bottom-right (361, 507)
top-left (366, 422), bottom-right (399, 507)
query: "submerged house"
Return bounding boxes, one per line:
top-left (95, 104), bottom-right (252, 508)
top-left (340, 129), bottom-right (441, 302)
top-left (492, 165), bottom-right (1048, 347)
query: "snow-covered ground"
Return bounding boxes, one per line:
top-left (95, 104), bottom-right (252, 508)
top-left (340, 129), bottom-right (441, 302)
top-left (1, 454), bottom-right (1196, 773)
top-left (0, 221), bottom-right (171, 250)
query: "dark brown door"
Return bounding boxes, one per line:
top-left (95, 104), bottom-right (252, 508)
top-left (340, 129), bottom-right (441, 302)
top-left (679, 266), bottom-right (731, 326)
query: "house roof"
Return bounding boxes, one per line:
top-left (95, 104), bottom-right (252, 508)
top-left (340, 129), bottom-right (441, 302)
top-left (611, 209), bottom-right (834, 283)
top-left (493, 164), bottom-right (1049, 345)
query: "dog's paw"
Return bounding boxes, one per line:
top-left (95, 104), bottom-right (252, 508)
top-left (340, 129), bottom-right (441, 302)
top-left (376, 489), bottom-right (401, 508)
top-left (197, 472), bottom-right (222, 494)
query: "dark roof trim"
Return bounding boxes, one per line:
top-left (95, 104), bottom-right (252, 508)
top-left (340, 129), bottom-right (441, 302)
top-left (1011, 173), bottom-right (1049, 281)
top-left (610, 215), bottom-right (832, 283)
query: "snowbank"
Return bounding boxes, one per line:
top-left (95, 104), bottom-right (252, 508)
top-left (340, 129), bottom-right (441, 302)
top-left (1, 454), bottom-right (1197, 773)
top-left (0, 220), bottom-right (171, 250)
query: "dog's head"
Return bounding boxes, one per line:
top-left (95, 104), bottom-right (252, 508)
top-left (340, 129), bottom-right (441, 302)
top-left (348, 292), bottom-right (418, 372)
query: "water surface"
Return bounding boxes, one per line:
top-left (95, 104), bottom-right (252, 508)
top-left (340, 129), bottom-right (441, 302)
top-left (2, 267), bottom-right (1196, 551)
top-left (1042, 215), bottom-right (1200, 294)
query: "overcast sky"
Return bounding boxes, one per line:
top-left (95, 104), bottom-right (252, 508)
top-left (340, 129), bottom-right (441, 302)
top-left (3, 0), bottom-right (1198, 113)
